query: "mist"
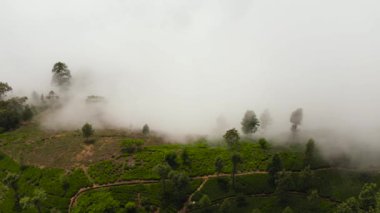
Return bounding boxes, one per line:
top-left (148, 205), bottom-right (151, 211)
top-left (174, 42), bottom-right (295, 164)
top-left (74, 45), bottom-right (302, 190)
top-left (2, 0), bottom-right (380, 162)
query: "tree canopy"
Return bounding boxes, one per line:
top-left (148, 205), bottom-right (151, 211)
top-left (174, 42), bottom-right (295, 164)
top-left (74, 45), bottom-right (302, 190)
top-left (52, 62), bottom-right (71, 89)
top-left (241, 110), bottom-right (260, 135)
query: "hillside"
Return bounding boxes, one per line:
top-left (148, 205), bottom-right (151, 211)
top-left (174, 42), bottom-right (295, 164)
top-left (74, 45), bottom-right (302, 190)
top-left (0, 122), bottom-right (379, 212)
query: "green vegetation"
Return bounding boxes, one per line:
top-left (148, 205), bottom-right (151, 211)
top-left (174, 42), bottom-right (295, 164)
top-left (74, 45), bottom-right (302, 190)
top-left (241, 110), bottom-right (260, 136)
top-left (2, 117), bottom-right (380, 212)
top-left (81, 123), bottom-right (94, 139)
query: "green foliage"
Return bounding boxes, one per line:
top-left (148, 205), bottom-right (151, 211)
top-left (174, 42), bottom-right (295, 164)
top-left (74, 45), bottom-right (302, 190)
top-left (0, 88), bottom-right (29, 131)
top-left (219, 199), bottom-right (232, 212)
top-left (335, 197), bottom-right (360, 213)
top-left (88, 161), bottom-right (122, 184)
top-left (258, 138), bottom-right (268, 150)
top-left (214, 156), bottom-right (224, 175)
top-left (0, 82), bottom-right (12, 99)
top-left (81, 123), bottom-right (94, 138)
top-left (223, 128), bottom-right (240, 149)
top-left (297, 166), bottom-right (314, 192)
top-left (267, 154), bottom-right (282, 186)
top-left (122, 138), bottom-right (144, 154)
top-left (181, 148), bottom-right (191, 167)
top-left (358, 183), bottom-right (377, 211)
top-left (231, 153), bottom-right (243, 188)
top-left (165, 151), bottom-right (178, 169)
top-left (199, 194), bottom-right (211, 208)
top-left (282, 206), bottom-right (294, 213)
top-left (125, 201), bottom-right (137, 213)
top-left (241, 110), bottom-right (260, 135)
top-left (21, 105), bottom-right (34, 121)
top-left (304, 139), bottom-right (315, 167)
top-left (73, 190), bottom-right (120, 213)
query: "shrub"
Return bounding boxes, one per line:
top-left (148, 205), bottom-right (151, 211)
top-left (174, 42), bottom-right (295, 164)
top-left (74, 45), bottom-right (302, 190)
top-left (122, 139), bottom-right (144, 154)
top-left (125, 201), bottom-right (137, 213)
top-left (81, 123), bottom-right (94, 138)
top-left (165, 151), bottom-right (178, 169)
top-left (258, 138), bottom-right (268, 150)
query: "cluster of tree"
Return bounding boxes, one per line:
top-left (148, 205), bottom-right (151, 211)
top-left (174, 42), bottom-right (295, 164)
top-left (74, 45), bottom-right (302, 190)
top-left (0, 82), bottom-right (34, 132)
top-left (336, 182), bottom-right (380, 212)
top-left (153, 163), bottom-right (191, 209)
top-left (238, 107), bottom-right (304, 139)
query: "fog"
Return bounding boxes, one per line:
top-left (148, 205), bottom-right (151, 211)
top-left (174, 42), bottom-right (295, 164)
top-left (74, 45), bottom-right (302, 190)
top-left (1, 1), bottom-right (380, 161)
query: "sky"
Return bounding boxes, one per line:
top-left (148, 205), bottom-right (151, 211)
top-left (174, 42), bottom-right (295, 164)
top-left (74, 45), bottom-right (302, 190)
top-left (1, 0), bottom-right (380, 143)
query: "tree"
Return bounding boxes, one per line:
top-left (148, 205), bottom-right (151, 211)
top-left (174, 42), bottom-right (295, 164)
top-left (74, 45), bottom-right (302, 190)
top-left (165, 151), bottom-right (178, 169)
top-left (22, 105), bottom-right (34, 121)
top-left (181, 148), bottom-right (191, 167)
top-left (275, 171), bottom-right (293, 203)
top-left (199, 194), bottom-right (211, 209)
top-left (231, 153), bottom-right (242, 188)
top-left (2, 172), bottom-right (19, 191)
top-left (0, 84), bottom-right (28, 131)
top-left (304, 139), bottom-right (315, 167)
top-left (214, 157), bottom-right (224, 176)
top-left (0, 82), bottom-right (12, 100)
top-left (290, 108), bottom-right (303, 132)
top-left (258, 138), bottom-right (268, 150)
top-left (32, 188), bottom-right (47, 213)
top-left (219, 199), bottom-right (232, 213)
top-left (72, 191), bottom-right (120, 213)
top-left (154, 164), bottom-right (171, 192)
top-left (282, 206), bottom-right (294, 213)
top-left (125, 201), bottom-right (137, 213)
top-left (252, 209), bottom-right (262, 213)
top-left (358, 183), bottom-right (377, 211)
top-left (142, 124), bottom-right (150, 135)
top-left (52, 62), bottom-right (71, 89)
top-left (81, 123), bottom-right (94, 138)
top-left (267, 154), bottom-right (282, 186)
top-left (166, 171), bottom-right (191, 205)
top-left (121, 139), bottom-right (144, 154)
top-left (241, 110), bottom-right (260, 135)
top-left (224, 128), bottom-right (240, 150)
top-left (335, 197), bottom-right (360, 213)
top-left (260, 109), bottom-right (272, 131)
top-left (298, 166), bottom-right (313, 191)
top-left (19, 189), bottom-right (47, 213)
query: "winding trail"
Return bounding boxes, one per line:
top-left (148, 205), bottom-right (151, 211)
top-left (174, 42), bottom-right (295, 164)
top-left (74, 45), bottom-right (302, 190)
top-left (68, 167), bottom-right (367, 212)
top-left (68, 171), bottom-right (268, 212)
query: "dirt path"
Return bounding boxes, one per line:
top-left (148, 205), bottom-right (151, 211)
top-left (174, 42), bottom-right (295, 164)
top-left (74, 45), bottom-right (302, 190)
top-left (68, 170), bottom-right (268, 212)
top-left (68, 167), bottom-right (350, 212)
top-left (68, 179), bottom-right (158, 213)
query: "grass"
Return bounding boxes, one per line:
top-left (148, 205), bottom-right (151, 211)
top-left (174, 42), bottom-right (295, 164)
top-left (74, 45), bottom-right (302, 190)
top-left (3, 122), bottom-right (378, 212)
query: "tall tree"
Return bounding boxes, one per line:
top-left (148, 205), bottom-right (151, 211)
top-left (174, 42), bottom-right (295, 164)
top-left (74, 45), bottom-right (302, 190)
top-left (231, 153), bottom-right (242, 188)
top-left (260, 109), bottom-right (272, 131)
top-left (304, 139), bottom-right (315, 167)
top-left (154, 164), bottom-right (171, 192)
top-left (290, 108), bottom-right (303, 132)
top-left (142, 124), bottom-right (150, 135)
top-left (82, 123), bottom-right (94, 139)
top-left (52, 62), bottom-right (71, 89)
top-left (241, 110), bottom-right (260, 135)
top-left (0, 82), bottom-right (12, 100)
top-left (181, 148), bottom-right (191, 167)
top-left (224, 128), bottom-right (240, 150)
top-left (267, 154), bottom-right (282, 186)
top-left (214, 157), bottom-right (224, 176)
